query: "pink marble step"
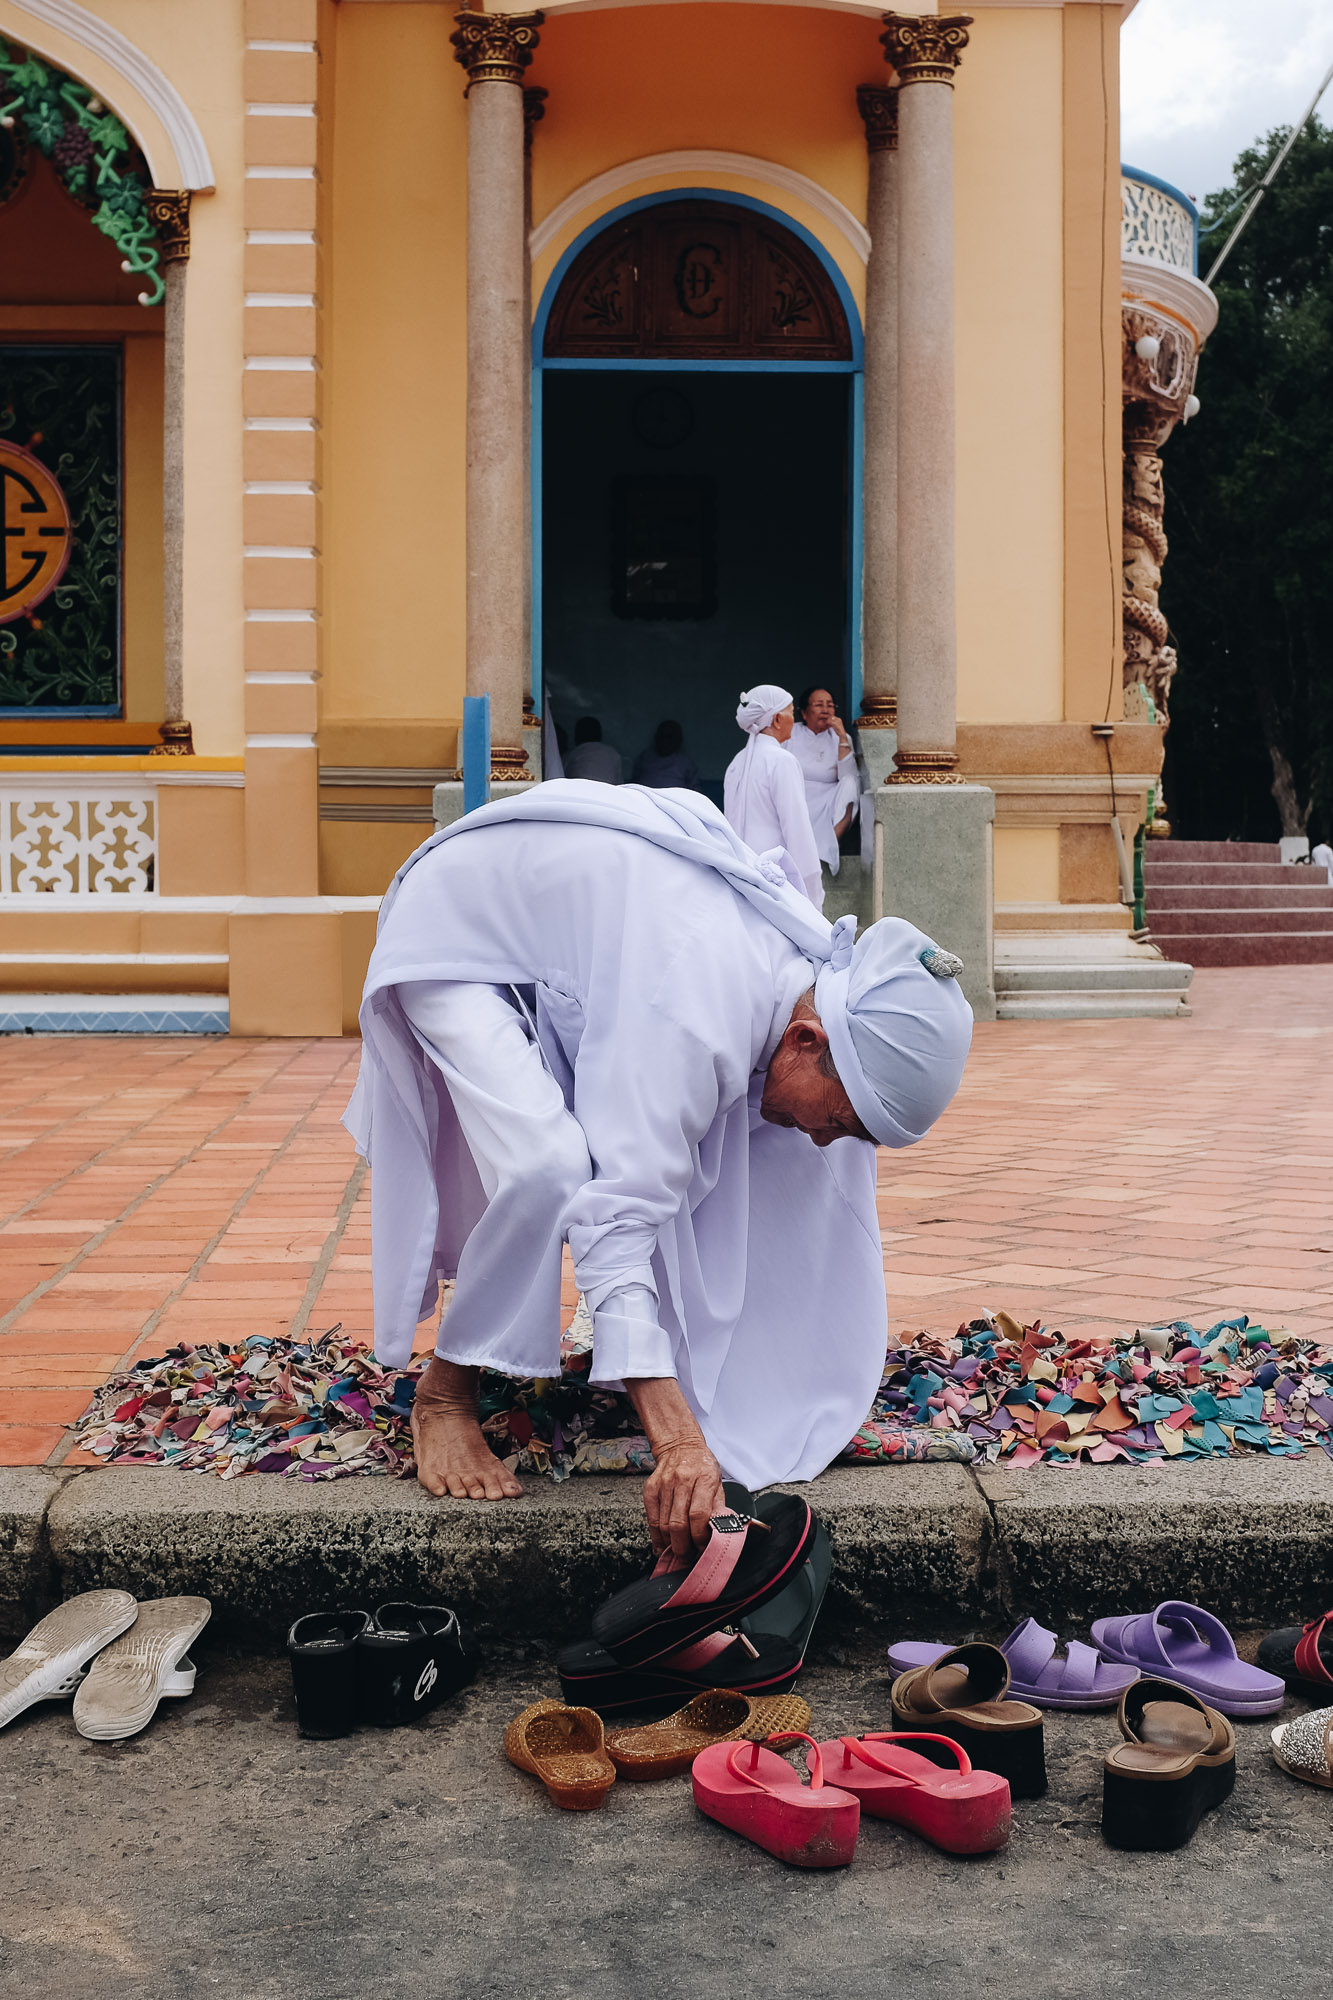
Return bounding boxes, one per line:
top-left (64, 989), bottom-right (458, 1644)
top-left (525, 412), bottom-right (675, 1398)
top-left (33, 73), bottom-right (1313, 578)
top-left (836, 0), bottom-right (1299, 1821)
top-left (1146, 930), bottom-right (1333, 967)
top-left (1144, 862), bottom-right (1298, 885)
top-left (1148, 840), bottom-right (1279, 864)
top-left (1146, 906), bottom-right (1333, 935)
top-left (1146, 882), bottom-right (1333, 909)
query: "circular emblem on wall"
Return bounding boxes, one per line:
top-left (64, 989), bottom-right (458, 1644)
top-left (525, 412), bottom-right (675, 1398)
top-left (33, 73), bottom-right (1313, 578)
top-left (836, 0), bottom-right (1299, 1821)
top-left (0, 123), bottom-right (32, 213)
top-left (0, 439), bottom-right (73, 624)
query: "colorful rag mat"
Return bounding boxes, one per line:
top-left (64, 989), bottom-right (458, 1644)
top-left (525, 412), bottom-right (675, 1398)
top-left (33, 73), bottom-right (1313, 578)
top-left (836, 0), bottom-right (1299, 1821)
top-left (68, 1309), bottom-right (1333, 1482)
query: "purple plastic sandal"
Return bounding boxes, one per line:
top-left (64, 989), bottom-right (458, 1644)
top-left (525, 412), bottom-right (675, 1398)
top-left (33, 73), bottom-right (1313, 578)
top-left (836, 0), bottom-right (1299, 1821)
top-left (887, 1618), bottom-right (1138, 1711)
top-left (1090, 1601), bottom-right (1284, 1718)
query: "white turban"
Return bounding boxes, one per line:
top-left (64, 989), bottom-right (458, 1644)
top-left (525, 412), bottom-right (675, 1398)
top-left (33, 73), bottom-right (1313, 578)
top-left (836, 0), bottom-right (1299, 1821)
top-left (735, 684), bottom-right (793, 735)
top-left (814, 916), bottom-right (972, 1148)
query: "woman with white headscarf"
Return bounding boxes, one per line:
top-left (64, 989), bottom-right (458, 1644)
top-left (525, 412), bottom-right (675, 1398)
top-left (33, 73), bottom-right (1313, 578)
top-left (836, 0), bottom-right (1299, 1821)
top-left (722, 683), bottom-right (823, 907)
top-left (786, 686), bottom-right (862, 876)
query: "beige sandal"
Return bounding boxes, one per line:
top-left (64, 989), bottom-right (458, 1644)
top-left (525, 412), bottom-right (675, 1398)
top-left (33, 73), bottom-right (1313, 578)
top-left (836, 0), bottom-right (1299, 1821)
top-left (891, 1641), bottom-right (1047, 1798)
top-left (0, 1591), bottom-right (138, 1731)
top-left (72, 1596), bottom-right (212, 1742)
top-left (505, 1700), bottom-right (616, 1810)
top-left (605, 1689), bottom-right (812, 1780)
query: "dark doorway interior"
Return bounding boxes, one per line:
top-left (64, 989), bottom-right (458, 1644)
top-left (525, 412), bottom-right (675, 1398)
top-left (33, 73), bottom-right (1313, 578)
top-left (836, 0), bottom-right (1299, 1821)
top-left (541, 369), bottom-right (848, 801)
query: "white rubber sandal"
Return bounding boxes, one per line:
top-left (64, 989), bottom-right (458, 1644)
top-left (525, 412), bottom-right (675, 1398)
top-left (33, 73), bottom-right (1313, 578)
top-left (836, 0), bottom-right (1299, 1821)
top-left (0, 1590), bottom-right (139, 1729)
top-left (72, 1595), bottom-right (212, 1742)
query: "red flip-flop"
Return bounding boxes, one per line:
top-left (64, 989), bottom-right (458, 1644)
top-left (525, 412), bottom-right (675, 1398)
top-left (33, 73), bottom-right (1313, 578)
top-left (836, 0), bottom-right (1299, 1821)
top-left (691, 1731), bottom-right (860, 1868)
top-left (815, 1732), bottom-right (1011, 1854)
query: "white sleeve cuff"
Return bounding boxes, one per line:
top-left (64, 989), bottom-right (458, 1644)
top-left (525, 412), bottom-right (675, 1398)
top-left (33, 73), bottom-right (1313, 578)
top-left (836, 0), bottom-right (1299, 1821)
top-left (589, 1283), bottom-right (676, 1387)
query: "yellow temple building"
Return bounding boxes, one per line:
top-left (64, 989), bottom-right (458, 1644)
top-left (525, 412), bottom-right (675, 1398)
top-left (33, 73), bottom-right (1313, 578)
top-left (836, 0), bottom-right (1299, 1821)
top-left (0, 1), bottom-right (1215, 1034)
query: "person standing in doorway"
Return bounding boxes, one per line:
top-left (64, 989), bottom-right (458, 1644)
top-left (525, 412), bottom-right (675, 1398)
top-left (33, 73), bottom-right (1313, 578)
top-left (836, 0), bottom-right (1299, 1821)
top-left (786, 687), bottom-right (860, 879)
top-left (723, 684), bottom-right (823, 908)
top-left (632, 719), bottom-right (699, 792)
top-left (564, 716), bottom-right (623, 784)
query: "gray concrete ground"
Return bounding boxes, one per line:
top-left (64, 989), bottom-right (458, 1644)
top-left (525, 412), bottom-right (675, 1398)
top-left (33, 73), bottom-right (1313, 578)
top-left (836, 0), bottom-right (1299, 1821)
top-left (0, 1637), bottom-right (1330, 2000)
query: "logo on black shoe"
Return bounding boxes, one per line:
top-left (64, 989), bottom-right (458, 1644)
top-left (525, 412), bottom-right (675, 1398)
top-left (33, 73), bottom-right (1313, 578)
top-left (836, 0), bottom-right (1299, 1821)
top-left (414, 1657), bottom-right (439, 1703)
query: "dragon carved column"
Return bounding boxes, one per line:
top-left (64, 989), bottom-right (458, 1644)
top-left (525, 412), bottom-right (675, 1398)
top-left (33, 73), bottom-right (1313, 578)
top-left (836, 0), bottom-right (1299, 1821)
top-left (1120, 307), bottom-right (1197, 723)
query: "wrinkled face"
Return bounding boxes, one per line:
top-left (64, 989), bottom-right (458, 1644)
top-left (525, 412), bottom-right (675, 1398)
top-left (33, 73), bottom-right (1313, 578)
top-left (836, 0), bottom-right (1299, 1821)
top-left (761, 1007), bottom-right (874, 1147)
top-left (767, 703), bottom-right (796, 744)
top-left (802, 689), bottom-right (836, 732)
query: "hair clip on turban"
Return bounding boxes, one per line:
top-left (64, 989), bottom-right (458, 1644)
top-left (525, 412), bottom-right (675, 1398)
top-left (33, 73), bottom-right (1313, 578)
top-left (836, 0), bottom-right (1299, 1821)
top-left (919, 946), bottom-right (964, 980)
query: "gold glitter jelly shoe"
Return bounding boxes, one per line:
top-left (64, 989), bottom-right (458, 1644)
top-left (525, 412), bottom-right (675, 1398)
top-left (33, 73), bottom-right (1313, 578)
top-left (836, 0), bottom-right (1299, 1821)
top-left (1271, 1704), bottom-right (1333, 1789)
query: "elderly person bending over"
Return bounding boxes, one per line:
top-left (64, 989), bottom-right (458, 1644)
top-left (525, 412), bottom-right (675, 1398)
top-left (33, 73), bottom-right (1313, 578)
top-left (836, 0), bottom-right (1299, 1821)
top-left (346, 781), bottom-right (971, 1557)
top-left (788, 686), bottom-right (860, 878)
top-left (723, 683), bottom-right (823, 908)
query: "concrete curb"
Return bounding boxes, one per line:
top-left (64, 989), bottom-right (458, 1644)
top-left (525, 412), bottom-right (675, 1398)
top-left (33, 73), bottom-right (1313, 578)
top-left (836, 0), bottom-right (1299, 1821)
top-left (5, 1458), bottom-right (1332, 1648)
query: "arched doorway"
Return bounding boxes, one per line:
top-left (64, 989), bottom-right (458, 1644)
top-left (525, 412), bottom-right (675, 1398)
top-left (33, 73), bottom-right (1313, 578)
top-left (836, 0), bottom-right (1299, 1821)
top-left (533, 193), bottom-right (862, 801)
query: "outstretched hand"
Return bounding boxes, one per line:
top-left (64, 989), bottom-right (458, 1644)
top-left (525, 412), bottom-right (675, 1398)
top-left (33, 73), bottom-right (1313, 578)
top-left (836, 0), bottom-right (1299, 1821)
top-left (625, 1375), bottom-right (725, 1559)
top-left (643, 1437), bottom-right (726, 1560)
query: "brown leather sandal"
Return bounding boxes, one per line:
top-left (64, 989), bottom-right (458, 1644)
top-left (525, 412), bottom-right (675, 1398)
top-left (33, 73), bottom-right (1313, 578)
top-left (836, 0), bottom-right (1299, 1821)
top-left (1102, 1678), bottom-right (1236, 1848)
top-left (890, 1642), bottom-right (1046, 1797)
top-left (504, 1699), bottom-right (616, 1810)
top-left (605, 1689), bottom-right (812, 1781)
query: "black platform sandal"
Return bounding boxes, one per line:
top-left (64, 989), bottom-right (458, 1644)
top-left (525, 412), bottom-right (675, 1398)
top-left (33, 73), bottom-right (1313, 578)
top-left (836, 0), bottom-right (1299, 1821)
top-left (560, 1512), bottom-right (832, 1718)
top-left (890, 1642), bottom-right (1047, 1799)
top-left (1102, 1677), bottom-right (1236, 1850)
top-left (287, 1609), bottom-right (370, 1739)
top-left (590, 1492), bottom-right (817, 1668)
top-left (357, 1603), bottom-right (477, 1727)
top-left (1257, 1610), bottom-right (1333, 1696)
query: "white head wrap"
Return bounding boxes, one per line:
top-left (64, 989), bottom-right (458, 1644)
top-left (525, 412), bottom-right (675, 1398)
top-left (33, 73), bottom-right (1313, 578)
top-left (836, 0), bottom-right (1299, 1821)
top-left (814, 916), bottom-right (972, 1148)
top-left (735, 684), bottom-right (793, 735)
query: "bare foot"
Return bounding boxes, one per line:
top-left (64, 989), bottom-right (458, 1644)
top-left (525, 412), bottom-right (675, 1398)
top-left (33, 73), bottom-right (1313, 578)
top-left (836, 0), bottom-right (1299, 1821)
top-left (410, 1356), bottom-right (523, 1501)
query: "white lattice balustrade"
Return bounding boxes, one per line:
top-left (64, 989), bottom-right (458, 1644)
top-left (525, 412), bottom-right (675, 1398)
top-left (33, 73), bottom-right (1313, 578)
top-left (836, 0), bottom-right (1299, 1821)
top-left (1122, 173), bottom-right (1196, 272)
top-left (0, 784), bottom-right (156, 895)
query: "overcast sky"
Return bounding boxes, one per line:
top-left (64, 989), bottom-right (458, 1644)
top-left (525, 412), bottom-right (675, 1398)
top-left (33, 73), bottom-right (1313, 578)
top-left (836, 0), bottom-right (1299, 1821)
top-left (1121, 0), bottom-right (1333, 207)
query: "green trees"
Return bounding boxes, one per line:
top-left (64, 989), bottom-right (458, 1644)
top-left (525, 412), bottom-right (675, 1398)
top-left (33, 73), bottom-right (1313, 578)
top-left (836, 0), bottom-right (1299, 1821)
top-left (1161, 117), bottom-right (1333, 842)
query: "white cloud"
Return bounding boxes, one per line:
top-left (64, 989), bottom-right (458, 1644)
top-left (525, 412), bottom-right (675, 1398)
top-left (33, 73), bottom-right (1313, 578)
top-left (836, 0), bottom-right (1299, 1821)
top-left (1121, 0), bottom-right (1333, 203)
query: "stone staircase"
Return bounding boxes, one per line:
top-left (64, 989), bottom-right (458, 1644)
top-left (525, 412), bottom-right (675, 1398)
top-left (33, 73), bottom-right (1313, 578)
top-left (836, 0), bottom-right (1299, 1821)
top-left (1145, 840), bottom-right (1333, 966)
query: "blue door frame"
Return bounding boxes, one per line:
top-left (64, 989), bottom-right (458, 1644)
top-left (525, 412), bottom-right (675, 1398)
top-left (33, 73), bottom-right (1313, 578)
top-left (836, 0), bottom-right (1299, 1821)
top-left (531, 189), bottom-right (865, 722)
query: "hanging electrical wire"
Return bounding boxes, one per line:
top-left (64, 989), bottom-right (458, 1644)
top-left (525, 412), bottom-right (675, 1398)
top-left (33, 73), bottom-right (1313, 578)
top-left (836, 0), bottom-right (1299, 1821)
top-left (1204, 57), bottom-right (1333, 285)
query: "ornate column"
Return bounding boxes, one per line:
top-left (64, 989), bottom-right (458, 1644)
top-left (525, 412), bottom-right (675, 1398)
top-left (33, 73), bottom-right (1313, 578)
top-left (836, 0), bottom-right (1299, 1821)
top-left (879, 13), bottom-right (971, 784)
top-left (145, 190), bottom-right (193, 753)
top-left (871, 15), bottom-right (994, 1020)
top-left (451, 10), bottom-right (544, 781)
top-left (856, 84), bottom-right (899, 739)
top-left (521, 84), bottom-right (547, 762)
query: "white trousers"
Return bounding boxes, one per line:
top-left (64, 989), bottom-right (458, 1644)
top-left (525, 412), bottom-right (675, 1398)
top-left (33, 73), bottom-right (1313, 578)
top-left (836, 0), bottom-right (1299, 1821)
top-left (396, 980), bottom-right (673, 1384)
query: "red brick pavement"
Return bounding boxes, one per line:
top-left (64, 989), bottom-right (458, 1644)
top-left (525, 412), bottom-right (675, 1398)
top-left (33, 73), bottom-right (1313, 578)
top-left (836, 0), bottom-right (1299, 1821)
top-left (2, 966), bottom-right (1331, 1468)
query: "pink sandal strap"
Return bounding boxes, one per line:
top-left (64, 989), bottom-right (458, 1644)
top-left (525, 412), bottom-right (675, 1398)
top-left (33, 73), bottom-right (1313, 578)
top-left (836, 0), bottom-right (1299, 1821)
top-left (659, 1511), bottom-right (753, 1610)
top-left (838, 1731), bottom-right (973, 1782)
top-left (725, 1731), bottom-right (824, 1792)
top-left (1295, 1612), bottom-right (1333, 1687)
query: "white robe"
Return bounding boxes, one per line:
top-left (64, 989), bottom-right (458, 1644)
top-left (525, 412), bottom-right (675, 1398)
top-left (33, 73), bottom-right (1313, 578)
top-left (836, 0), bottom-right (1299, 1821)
top-left (1313, 842), bottom-right (1333, 887)
top-left (344, 782), bottom-right (887, 1489)
top-left (723, 731), bottom-right (823, 908)
top-left (786, 723), bottom-right (860, 874)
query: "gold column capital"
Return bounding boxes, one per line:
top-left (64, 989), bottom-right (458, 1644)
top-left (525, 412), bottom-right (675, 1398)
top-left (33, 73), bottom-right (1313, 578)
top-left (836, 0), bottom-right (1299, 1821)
top-left (856, 83), bottom-right (899, 154)
top-left (451, 11), bottom-right (544, 91)
top-left (879, 13), bottom-right (972, 88)
top-left (146, 189), bottom-right (192, 264)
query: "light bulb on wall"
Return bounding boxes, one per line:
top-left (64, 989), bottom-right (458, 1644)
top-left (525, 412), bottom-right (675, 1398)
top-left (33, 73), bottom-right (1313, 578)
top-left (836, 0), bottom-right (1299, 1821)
top-left (1135, 334), bottom-right (1160, 361)
top-left (1183, 394), bottom-right (1200, 420)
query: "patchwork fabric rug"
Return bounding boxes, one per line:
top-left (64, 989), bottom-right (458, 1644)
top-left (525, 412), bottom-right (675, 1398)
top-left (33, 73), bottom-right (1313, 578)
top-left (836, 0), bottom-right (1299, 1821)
top-left (69, 1308), bottom-right (1333, 1481)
